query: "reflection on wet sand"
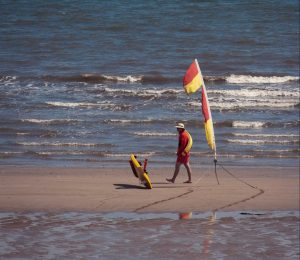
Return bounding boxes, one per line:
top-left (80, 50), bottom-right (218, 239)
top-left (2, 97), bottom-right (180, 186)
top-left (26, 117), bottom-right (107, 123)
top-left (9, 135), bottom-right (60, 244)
top-left (179, 212), bottom-right (192, 220)
top-left (0, 211), bottom-right (298, 259)
top-left (202, 211), bottom-right (216, 257)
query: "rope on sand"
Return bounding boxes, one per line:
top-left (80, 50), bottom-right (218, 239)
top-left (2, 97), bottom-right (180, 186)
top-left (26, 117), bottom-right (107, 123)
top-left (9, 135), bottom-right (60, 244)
top-left (134, 188), bottom-right (193, 212)
top-left (134, 162), bottom-right (265, 212)
top-left (213, 162), bottom-right (265, 212)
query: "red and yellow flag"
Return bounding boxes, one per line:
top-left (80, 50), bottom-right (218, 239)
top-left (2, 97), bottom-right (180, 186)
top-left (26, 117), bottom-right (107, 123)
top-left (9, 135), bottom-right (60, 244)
top-left (183, 59), bottom-right (217, 156)
top-left (202, 85), bottom-right (216, 151)
top-left (183, 59), bottom-right (203, 94)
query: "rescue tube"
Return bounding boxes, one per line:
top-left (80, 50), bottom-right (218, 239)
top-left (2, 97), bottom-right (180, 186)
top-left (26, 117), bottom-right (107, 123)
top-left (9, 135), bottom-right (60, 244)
top-left (129, 159), bottom-right (139, 178)
top-left (129, 154), bottom-right (152, 189)
top-left (182, 132), bottom-right (193, 156)
top-left (142, 173), bottom-right (152, 189)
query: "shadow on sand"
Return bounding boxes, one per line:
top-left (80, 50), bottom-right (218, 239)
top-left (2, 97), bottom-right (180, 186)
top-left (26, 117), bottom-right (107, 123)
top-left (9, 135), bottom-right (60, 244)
top-left (114, 183), bottom-right (146, 190)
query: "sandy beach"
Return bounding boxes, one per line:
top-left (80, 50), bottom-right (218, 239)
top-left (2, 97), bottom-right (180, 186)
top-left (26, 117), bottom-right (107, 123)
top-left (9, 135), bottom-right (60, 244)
top-left (0, 165), bottom-right (298, 213)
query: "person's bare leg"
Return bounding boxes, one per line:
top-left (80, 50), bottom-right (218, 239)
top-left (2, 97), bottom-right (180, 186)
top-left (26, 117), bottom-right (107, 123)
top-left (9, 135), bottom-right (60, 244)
top-left (183, 163), bottom-right (192, 183)
top-left (166, 162), bottom-right (181, 183)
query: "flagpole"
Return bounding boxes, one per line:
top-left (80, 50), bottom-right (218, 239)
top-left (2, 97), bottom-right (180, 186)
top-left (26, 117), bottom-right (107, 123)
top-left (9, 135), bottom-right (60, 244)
top-left (195, 59), bottom-right (219, 184)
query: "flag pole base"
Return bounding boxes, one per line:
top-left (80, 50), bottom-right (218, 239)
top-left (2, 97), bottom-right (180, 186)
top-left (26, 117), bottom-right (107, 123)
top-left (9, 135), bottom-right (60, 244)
top-left (214, 159), bottom-right (220, 185)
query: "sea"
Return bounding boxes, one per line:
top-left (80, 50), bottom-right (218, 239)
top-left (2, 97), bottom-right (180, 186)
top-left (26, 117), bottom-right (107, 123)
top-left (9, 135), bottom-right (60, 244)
top-left (0, 1), bottom-right (299, 259)
top-left (0, 0), bottom-right (299, 168)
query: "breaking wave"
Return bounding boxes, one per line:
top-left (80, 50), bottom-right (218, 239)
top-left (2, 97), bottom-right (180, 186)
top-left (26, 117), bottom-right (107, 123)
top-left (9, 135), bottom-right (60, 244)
top-left (225, 75), bottom-right (299, 84)
top-left (226, 139), bottom-right (299, 145)
top-left (188, 100), bottom-right (298, 110)
top-left (17, 142), bottom-right (114, 147)
top-left (232, 121), bottom-right (267, 128)
top-left (41, 74), bottom-right (175, 84)
top-left (46, 74), bottom-right (299, 84)
top-left (21, 119), bottom-right (82, 125)
top-left (1, 73), bottom-right (298, 85)
top-left (103, 119), bottom-right (299, 129)
top-left (96, 87), bottom-right (182, 98)
top-left (133, 131), bottom-right (176, 137)
top-left (233, 133), bottom-right (299, 139)
top-left (45, 101), bottom-right (132, 111)
top-left (221, 120), bottom-right (299, 129)
top-left (209, 88), bottom-right (299, 98)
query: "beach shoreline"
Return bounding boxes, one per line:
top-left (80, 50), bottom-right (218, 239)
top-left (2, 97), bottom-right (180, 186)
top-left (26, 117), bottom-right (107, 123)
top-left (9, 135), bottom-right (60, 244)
top-left (0, 165), bottom-right (298, 213)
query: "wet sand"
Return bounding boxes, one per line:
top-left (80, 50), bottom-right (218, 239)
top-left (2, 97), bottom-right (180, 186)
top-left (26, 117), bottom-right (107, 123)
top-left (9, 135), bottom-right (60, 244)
top-left (0, 165), bottom-right (298, 212)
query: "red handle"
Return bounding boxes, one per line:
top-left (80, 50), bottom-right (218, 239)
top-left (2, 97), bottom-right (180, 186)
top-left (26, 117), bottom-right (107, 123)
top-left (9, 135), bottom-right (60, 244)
top-left (143, 159), bottom-right (148, 172)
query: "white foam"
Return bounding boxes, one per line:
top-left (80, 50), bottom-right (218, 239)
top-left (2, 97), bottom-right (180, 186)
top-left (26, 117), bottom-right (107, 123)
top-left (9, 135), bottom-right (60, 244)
top-left (233, 133), bottom-right (299, 138)
top-left (17, 142), bottom-right (106, 147)
top-left (254, 149), bottom-right (300, 153)
top-left (104, 152), bottom-right (155, 157)
top-left (0, 75), bottom-right (17, 83)
top-left (22, 119), bottom-right (81, 124)
top-left (102, 75), bottom-right (142, 83)
top-left (226, 75), bottom-right (299, 84)
top-left (187, 101), bottom-right (202, 107)
top-left (105, 119), bottom-right (153, 124)
top-left (189, 99), bottom-right (298, 109)
top-left (45, 101), bottom-right (130, 111)
top-left (0, 151), bottom-right (23, 154)
top-left (103, 87), bottom-right (136, 94)
top-left (37, 151), bottom-right (87, 155)
top-left (133, 131), bottom-right (176, 137)
top-left (103, 87), bottom-right (182, 97)
top-left (46, 102), bottom-right (98, 108)
top-left (227, 139), bottom-right (298, 145)
top-left (232, 121), bottom-right (266, 128)
top-left (212, 99), bottom-right (297, 109)
top-left (209, 89), bottom-right (299, 98)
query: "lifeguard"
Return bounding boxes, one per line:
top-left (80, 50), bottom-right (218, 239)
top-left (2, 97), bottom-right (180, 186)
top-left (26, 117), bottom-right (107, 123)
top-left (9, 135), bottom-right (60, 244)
top-left (166, 123), bottom-right (193, 183)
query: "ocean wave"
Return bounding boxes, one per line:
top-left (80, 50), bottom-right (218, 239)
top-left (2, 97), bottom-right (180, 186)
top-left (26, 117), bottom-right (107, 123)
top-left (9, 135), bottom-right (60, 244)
top-left (46, 101), bottom-right (99, 108)
top-left (21, 118), bottom-right (83, 125)
top-left (133, 131), bottom-right (176, 137)
top-left (216, 150), bottom-right (299, 159)
top-left (216, 120), bottom-right (299, 129)
top-left (17, 142), bottom-right (114, 147)
top-left (225, 75), bottom-right (299, 84)
top-left (1, 73), bottom-right (299, 86)
top-left (104, 152), bottom-right (156, 158)
top-left (209, 88), bottom-right (299, 98)
top-left (103, 119), bottom-right (299, 130)
top-left (45, 101), bottom-right (132, 111)
top-left (21, 131), bottom-right (58, 138)
top-left (102, 75), bottom-right (142, 83)
top-left (0, 127), bottom-right (59, 137)
top-left (42, 73), bottom-right (300, 85)
top-left (33, 151), bottom-right (107, 157)
top-left (233, 133), bottom-right (299, 139)
top-left (226, 139), bottom-right (299, 145)
top-left (0, 75), bottom-right (17, 83)
top-left (188, 99), bottom-right (298, 110)
top-left (3, 77), bottom-right (298, 112)
top-left (216, 100), bottom-right (297, 109)
top-left (252, 149), bottom-right (300, 158)
top-left (42, 74), bottom-right (174, 84)
top-left (103, 118), bottom-right (188, 125)
top-left (104, 119), bottom-right (157, 124)
top-left (98, 87), bottom-right (182, 98)
top-left (232, 121), bottom-right (266, 128)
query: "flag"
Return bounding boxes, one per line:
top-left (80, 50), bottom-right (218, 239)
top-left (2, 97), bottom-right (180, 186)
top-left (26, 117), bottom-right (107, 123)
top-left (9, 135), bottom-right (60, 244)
top-left (183, 59), bottom-right (203, 94)
top-left (202, 85), bottom-right (216, 151)
top-left (183, 59), bottom-right (217, 159)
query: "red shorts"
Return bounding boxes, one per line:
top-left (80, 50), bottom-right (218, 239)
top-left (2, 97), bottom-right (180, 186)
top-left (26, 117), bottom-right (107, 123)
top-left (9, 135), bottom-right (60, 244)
top-left (176, 153), bottom-right (190, 164)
